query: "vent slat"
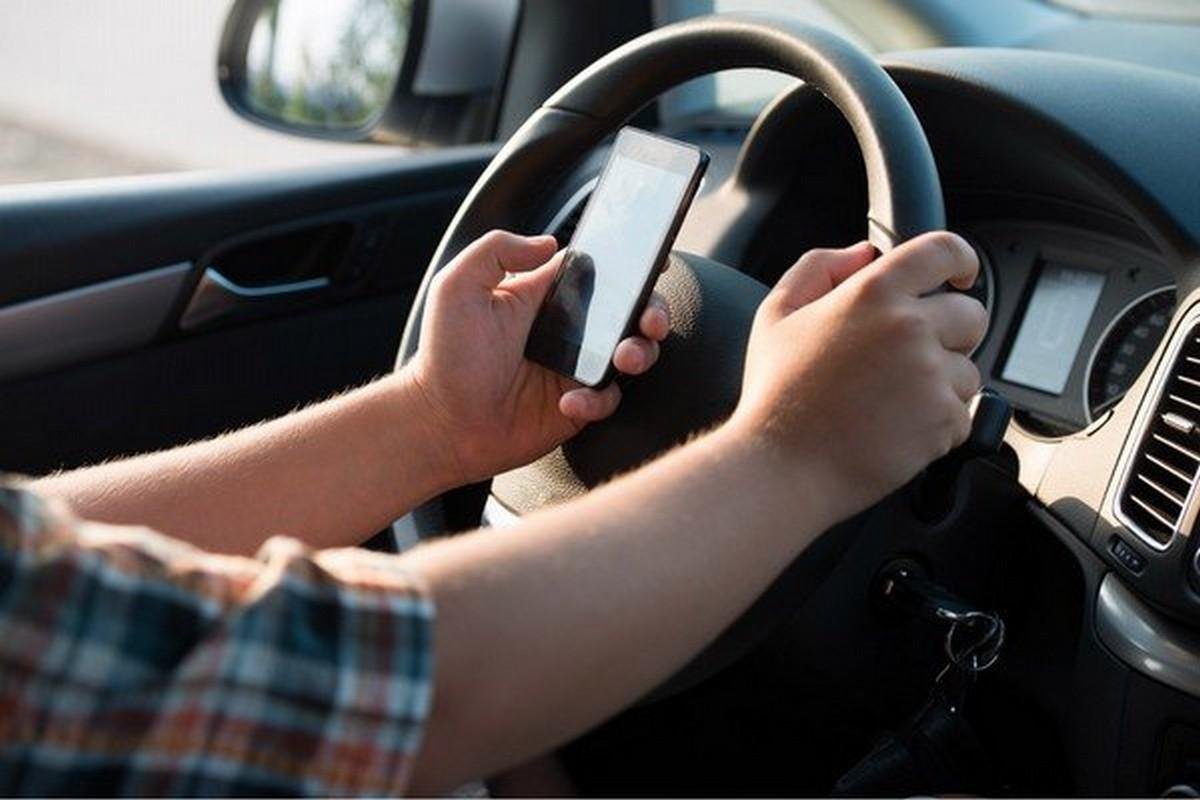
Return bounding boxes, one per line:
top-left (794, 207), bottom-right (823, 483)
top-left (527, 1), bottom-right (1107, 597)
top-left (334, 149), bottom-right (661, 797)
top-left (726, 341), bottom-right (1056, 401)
top-left (1151, 433), bottom-right (1200, 462)
top-left (1168, 393), bottom-right (1200, 413)
top-left (1136, 473), bottom-right (1186, 506)
top-left (1129, 494), bottom-right (1177, 530)
top-left (1145, 452), bottom-right (1195, 485)
top-left (1119, 319), bottom-right (1199, 549)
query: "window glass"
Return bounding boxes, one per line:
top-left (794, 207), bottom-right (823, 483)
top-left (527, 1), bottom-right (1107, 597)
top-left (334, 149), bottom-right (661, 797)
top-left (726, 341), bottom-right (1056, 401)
top-left (655, 0), bottom-right (873, 122)
top-left (0, 0), bottom-right (402, 185)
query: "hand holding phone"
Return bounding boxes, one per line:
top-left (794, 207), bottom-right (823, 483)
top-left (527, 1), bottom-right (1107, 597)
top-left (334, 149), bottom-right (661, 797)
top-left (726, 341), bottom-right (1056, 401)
top-left (526, 127), bottom-right (709, 387)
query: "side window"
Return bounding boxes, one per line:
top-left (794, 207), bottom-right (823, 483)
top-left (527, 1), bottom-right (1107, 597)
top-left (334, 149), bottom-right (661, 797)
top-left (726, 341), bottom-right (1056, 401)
top-left (0, 0), bottom-right (518, 186)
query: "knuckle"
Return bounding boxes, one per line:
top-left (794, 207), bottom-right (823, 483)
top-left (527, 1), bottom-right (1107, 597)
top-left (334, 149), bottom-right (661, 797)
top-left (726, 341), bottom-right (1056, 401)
top-left (479, 229), bottom-right (509, 249)
top-left (915, 349), bottom-right (943, 382)
top-left (854, 269), bottom-right (892, 304)
top-left (797, 247), bottom-right (836, 269)
top-left (766, 287), bottom-right (799, 317)
top-left (964, 360), bottom-right (983, 393)
top-left (956, 289), bottom-right (986, 319)
top-left (890, 305), bottom-right (930, 341)
top-left (948, 293), bottom-right (989, 346)
top-left (924, 230), bottom-right (972, 267)
top-left (970, 298), bottom-right (990, 339)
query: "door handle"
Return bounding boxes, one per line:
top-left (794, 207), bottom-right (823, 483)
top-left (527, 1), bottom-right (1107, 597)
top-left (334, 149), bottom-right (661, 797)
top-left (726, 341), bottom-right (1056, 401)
top-left (179, 266), bottom-right (330, 330)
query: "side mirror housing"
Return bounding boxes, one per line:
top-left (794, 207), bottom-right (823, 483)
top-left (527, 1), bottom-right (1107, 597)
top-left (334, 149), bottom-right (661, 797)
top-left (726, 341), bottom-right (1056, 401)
top-left (217, 0), bottom-right (520, 146)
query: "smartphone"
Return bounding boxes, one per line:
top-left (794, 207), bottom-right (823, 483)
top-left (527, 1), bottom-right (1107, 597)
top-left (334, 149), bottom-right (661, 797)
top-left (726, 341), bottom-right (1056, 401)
top-left (526, 127), bottom-right (709, 387)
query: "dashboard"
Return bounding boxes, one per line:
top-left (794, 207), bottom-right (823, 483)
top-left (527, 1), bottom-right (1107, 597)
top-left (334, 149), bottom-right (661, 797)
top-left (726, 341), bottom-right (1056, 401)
top-left (553, 123), bottom-right (1181, 444)
top-left (527, 43), bottom-right (1200, 797)
top-left (746, 215), bottom-right (1177, 437)
top-left (964, 223), bottom-right (1174, 437)
top-left (846, 221), bottom-right (1177, 439)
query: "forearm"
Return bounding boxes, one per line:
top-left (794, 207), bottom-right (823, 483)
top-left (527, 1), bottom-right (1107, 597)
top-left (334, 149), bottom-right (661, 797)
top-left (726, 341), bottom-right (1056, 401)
top-left (27, 374), bottom-right (457, 554)
top-left (404, 423), bottom-right (841, 793)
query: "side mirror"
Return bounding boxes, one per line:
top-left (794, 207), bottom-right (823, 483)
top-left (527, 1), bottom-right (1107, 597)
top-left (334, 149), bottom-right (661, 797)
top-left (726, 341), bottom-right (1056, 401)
top-left (218, 0), bottom-right (520, 146)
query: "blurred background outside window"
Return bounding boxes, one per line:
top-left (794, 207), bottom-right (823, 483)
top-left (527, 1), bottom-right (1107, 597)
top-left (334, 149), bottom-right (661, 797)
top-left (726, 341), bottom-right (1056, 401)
top-left (0, 0), bottom-right (851, 187)
top-left (0, 0), bottom-right (401, 185)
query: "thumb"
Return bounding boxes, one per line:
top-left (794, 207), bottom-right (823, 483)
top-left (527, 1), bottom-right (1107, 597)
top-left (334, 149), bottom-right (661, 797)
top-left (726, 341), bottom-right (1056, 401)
top-left (762, 241), bottom-right (876, 321)
top-left (507, 250), bottom-right (566, 309)
top-left (442, 231), bottom-right (558, 292)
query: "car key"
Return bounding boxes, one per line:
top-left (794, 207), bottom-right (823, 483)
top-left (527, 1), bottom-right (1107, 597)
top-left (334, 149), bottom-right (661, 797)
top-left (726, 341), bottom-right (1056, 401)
top-left (838, 571), bottom-right (1007, 796)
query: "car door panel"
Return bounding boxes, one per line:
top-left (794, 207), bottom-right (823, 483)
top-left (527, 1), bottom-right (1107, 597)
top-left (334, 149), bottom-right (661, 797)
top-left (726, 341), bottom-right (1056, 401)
top-left (1, 294), bottom-right (408, 476)
top-left (0, 146), bottom-right (496, 473)
top-left (0, 262), bottom-right (190, 382)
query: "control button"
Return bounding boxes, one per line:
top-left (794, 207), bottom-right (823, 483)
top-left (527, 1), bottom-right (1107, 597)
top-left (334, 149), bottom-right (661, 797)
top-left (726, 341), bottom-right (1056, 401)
top-left (1110, 536), bottom-right (1147, 574)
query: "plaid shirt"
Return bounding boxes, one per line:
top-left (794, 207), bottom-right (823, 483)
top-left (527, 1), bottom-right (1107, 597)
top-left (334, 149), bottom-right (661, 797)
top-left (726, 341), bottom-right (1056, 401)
top-left (0, 485), bottom-right (435, 797)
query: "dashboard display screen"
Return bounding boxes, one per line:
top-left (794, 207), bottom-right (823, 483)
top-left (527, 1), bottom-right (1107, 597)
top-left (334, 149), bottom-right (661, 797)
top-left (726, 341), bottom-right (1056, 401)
top-left (1002, 263), bottom-right (1106, 394)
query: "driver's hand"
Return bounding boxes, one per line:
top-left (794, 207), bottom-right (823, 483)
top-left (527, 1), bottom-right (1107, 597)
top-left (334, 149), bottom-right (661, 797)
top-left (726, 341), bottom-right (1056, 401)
top-left (406, 230), bottom-right (670, 485)
top-left (730, 233), bottom-right (987, 522)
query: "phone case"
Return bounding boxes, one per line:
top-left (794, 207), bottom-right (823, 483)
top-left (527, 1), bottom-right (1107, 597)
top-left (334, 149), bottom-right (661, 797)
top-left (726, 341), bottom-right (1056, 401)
top-left (529, 135), bottom-right (710, 388)
top-left (589, 147), bottom-right (709, 388)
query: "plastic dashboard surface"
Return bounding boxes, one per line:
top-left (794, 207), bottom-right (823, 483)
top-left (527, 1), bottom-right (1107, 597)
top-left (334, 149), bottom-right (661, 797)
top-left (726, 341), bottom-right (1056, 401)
top-left (544, 45), bottom-right (1200, 563)
top-left (518, 46), bottom-right (1200, 793)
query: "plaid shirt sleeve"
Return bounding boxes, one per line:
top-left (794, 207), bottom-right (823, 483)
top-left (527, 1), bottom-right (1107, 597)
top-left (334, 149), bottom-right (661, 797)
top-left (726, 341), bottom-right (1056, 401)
top-left (0, 484), bottom-right (435, 797)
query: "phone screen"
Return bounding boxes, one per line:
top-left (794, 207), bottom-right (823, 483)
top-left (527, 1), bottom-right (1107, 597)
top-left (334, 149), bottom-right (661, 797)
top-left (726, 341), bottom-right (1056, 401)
top-left (530, 129), bottom-right (704, 386)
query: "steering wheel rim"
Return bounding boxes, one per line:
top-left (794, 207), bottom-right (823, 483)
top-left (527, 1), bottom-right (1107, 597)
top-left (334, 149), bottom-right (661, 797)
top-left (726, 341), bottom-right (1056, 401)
top-left (396, 12), bottom-right (945, 697)
top-left (400, 12), bottom-right (943, 364)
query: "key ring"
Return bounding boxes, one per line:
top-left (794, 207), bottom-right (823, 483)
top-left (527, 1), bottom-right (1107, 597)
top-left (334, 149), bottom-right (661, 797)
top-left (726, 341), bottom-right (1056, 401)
top-left (944, 611), bottom-right (1005, 673)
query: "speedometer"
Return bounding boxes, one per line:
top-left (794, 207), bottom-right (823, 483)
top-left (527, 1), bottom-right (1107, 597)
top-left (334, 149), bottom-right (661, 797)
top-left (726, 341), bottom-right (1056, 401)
top-left (1086, 287), bottom-right (1176, 422)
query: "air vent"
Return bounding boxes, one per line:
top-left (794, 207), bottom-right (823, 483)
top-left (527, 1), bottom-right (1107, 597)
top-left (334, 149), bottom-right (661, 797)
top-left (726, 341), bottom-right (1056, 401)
top-left (1117, 320), bottom-right (1200, 549)
top-left (543, 178), bottom-right (596, 245)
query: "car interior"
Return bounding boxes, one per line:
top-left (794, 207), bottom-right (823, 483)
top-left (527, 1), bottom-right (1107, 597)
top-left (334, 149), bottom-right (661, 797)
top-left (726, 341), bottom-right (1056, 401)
top-left (4, 0), bottom-right (1200, 795)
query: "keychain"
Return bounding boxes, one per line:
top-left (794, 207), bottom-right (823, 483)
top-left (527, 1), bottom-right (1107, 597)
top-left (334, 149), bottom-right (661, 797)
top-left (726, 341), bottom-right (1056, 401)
top-left (934, 606), bottom-right (1006, 710)
top-left (834, 569), bottom-right (1006, 797)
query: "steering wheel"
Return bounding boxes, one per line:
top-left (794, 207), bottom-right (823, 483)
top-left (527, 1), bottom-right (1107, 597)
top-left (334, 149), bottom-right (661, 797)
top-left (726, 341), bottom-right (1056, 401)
top-left (397, 12), bottom-right (945, 696)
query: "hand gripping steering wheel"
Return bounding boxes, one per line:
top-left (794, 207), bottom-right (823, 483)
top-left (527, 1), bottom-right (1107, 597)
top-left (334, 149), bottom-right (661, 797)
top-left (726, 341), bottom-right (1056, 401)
top-left (397, 12), bottom-right (945, 697)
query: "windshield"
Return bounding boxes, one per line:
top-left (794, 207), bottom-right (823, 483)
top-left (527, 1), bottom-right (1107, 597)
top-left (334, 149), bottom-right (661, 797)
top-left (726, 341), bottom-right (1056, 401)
top-left (657, 0), bottom-right (871, 121)
top-left (1047, 0), bottom-right (1200, 20)
top-left (656, 0), bottom-right (1200, 121)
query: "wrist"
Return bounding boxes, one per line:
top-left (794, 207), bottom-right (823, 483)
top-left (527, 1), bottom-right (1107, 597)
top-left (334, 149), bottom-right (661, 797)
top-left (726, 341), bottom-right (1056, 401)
top-left (708, 413), bottom-right (847, 535)
top-left (377, 371), bottom-right (471, 494)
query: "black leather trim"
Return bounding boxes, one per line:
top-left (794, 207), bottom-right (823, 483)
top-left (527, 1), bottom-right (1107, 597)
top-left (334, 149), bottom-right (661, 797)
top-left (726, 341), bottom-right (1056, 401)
top-left (544, 12), bottom-right (944, 251)
top-left (400, 12), bottom-right (943, 364)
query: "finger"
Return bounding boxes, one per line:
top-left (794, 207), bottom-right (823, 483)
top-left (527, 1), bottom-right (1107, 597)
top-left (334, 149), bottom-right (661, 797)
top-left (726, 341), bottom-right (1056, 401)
top-left (945, 352), bottom-right (983, 402)
top-left (443, 230), bottom-right (558, 291)
top-left (559, 383), bottom-right (622, 423)
top-left (638, 293), bottom-right (671, 341)
top-left (872, 231), bottom-right (979, 296)
top-left (506, 250), bottom-right (566, 307)
top-left (613, 337), bottom-right (660, 376)
top-left (918, 292), bottom-right (989, 354)
top-left (946, 400), bottom-right (974, 453)
top-left (764, 241), bottom-right (876, 320)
